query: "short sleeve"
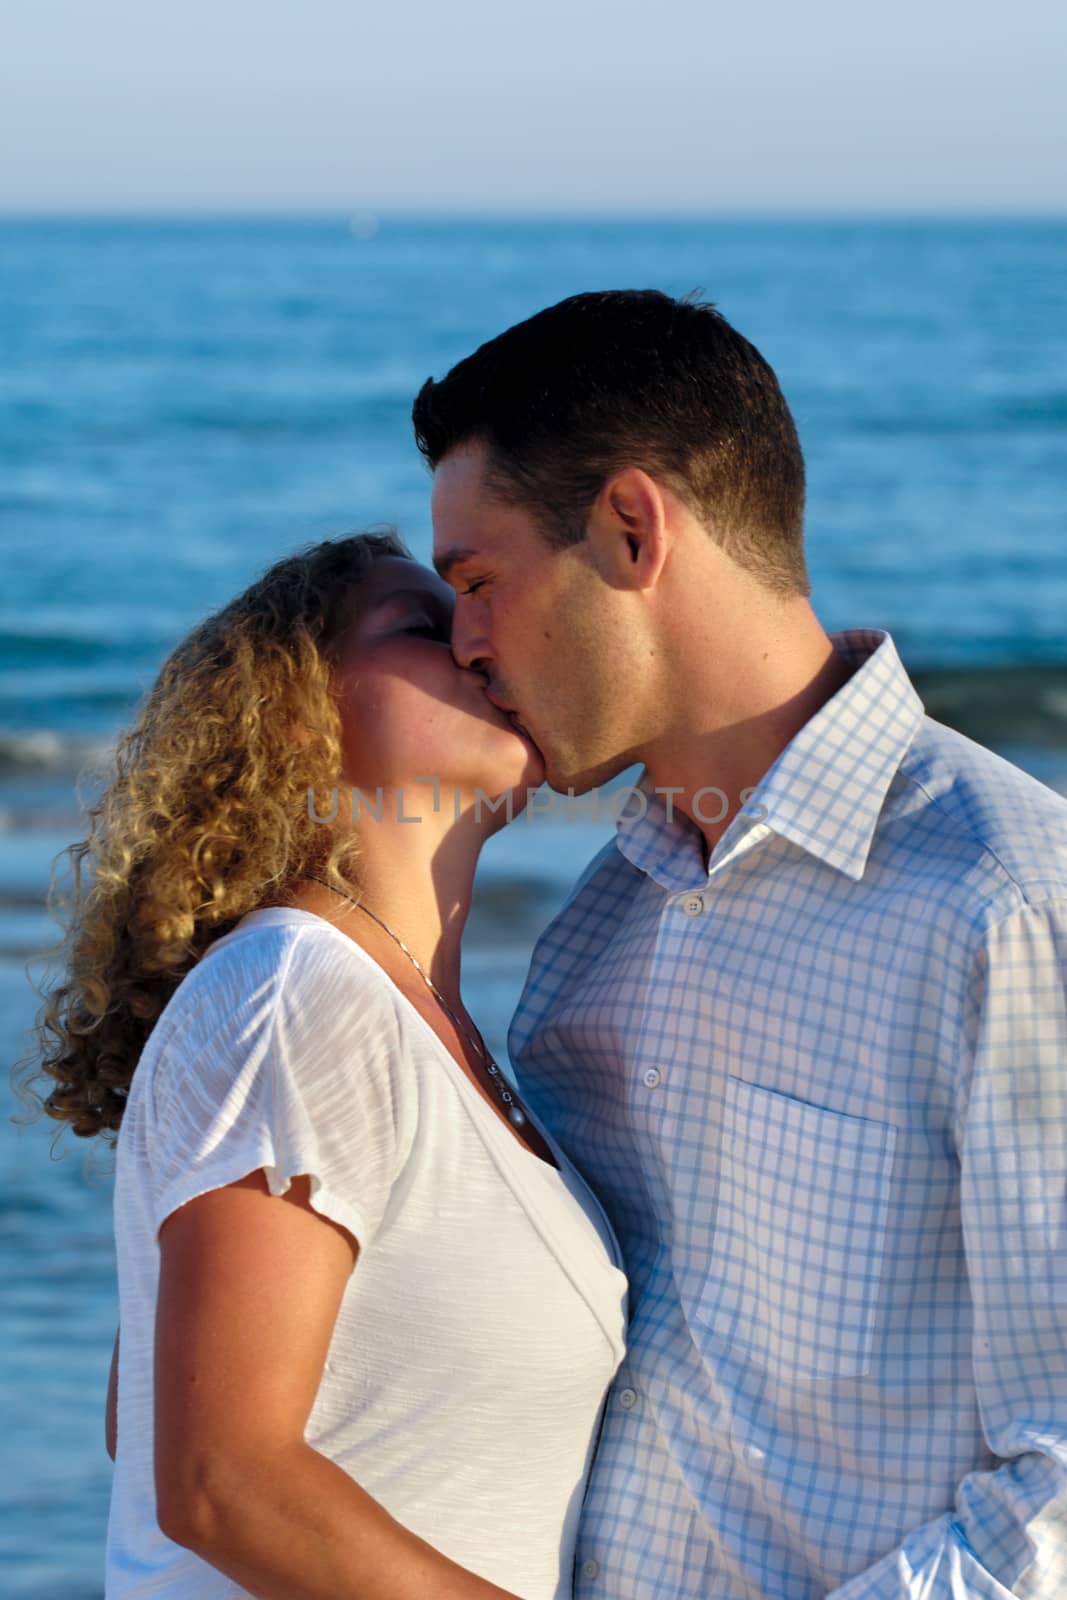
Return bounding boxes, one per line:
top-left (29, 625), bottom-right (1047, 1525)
top-left (146, 924), bottom-right (413, 1259)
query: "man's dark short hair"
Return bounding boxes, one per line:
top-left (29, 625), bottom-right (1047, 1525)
top-left (412, 288), bottom-right (810, 598)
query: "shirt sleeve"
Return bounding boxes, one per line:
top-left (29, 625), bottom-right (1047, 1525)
top-left (827, 896), bottom-right (1067, 1599)
top-left (147, 925), bottom-right (413, 1260)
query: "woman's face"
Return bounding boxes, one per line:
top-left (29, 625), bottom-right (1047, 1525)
top-left (332, 556), bottom-right (544, 807)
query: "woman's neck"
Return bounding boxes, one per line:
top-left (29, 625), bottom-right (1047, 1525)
top-left (287, 793), bottom-right (491, 1009)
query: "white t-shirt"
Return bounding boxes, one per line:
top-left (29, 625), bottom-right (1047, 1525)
top-left (106, 907), bottom-right (628, 1600)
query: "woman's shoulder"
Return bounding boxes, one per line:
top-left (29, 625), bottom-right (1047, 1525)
top-left (126, 910), bottom-right (419, 1233)
top-left (146, 908), bottom-right (405, 1067)
top-left (201, 906), bottom-right (392, 991)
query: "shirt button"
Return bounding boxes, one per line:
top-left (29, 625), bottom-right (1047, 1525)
top-left (681, 894), bottom-right (705, 916)
top-left (643, 1067), bottom-right (662, 1089)
top-left (581, 1558), bottom-right (600, 1579)
top-left (618, 1386), bottom-right (638, 1410)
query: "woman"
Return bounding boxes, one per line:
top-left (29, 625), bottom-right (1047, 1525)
top-left (33, 530), bottom-right (628, 1599)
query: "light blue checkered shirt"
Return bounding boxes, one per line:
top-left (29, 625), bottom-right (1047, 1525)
top-left (508, 627), bottom-right (1067, 1600)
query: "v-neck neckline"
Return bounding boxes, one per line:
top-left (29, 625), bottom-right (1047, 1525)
top-left (233, 906), bottom-right (563, 1171)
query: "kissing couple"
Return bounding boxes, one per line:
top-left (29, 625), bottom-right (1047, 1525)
top-left (35, 290), bottom-right (1067, 1599)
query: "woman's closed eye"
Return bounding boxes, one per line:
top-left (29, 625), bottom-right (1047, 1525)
top-left (405, 617), bottom-right (450, 638)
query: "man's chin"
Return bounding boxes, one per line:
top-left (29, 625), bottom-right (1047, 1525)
top-left (497, 748), bottom-right (548, 804)
top-left (540, 762), bottom-right (598, 799)
top-left (509, 728), bottom-right (624, 798)
top-left (541, 749), bottom-right (635, 799)
top-left (510, 730), bottom-right (548, 788)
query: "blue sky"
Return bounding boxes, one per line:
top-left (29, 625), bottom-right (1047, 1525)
top-left (2, 0), bottom-right (1064, 214)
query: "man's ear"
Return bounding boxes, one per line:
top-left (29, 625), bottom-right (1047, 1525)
top-left (584, 466), bottom-right (671, 591)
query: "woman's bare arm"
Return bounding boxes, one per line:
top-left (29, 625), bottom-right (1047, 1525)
top-left (154, 1169), bottom-right (521, 1600)
top-left (105, 1329), bottom-right (119, 1460)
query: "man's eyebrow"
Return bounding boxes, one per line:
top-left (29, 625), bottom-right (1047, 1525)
top-left (432, 546), bottom-right (479, 583)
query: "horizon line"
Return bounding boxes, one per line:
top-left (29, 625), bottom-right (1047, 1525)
top-left (1, 206), bottom-right (1065, 224)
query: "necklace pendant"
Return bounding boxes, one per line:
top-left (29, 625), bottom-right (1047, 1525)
top-left (508, 1106), bottom-right (527, 1126)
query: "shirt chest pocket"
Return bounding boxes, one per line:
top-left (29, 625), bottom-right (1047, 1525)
top-left (694, 1076), bottom-right (897, 1383)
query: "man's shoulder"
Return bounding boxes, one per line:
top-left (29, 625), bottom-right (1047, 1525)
top-left (896, 716), bottom-right (1067, 915)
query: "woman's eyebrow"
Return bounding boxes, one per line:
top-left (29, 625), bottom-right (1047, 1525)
top-left (367, 587), bottom-right (452, 615)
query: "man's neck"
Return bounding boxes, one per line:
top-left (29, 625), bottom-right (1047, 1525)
top-left (641, 624), bottom-right (854, 862)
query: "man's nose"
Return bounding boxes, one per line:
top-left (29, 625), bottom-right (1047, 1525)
top-left (450, 612), bottom-right (492, 675)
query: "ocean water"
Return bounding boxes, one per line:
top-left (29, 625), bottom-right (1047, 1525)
top-left (2, 216), bottom-right (1066, 1596)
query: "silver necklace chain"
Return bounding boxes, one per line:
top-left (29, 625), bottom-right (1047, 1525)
top-left (297, 874), bottom-right (528, 1128)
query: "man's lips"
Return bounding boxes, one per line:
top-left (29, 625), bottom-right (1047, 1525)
top-left (483, 689), bottom-right (516, 714)
top-left (484, 689), bottom-right (534, 741)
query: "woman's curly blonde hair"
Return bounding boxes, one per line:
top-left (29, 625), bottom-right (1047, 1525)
top-left (23, 528), bottom-right (412, 1144)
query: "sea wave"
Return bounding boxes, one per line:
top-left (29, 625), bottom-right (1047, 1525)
top-left (0, 661), bottom-right (1063, 782)
top-left (0, 729), bottom-right (115, 779)
top-left (910, 663), bottom-right (1067, 748)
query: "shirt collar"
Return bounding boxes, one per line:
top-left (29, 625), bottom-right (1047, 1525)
top-left (615, 628), bottom-right (925, 889)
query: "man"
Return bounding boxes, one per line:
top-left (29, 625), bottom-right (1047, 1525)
top-left (414, 290), bottom-right (1067, 1599)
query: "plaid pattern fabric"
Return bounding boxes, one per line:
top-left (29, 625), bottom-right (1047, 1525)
top-left (508, 628), bottom-right (1067, 1600)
